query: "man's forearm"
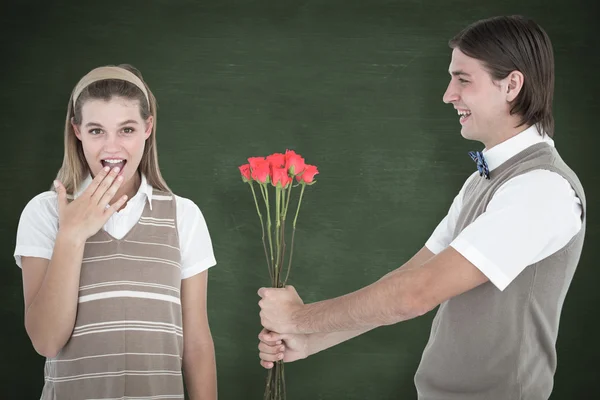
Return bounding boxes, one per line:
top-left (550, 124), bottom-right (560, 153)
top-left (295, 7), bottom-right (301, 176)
top-left (307, 328), bottom-right (374, 356)
top-left (293, 268), bottom-right (426, 334)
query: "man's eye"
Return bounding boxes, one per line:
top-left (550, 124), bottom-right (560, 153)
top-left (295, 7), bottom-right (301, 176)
top-left (459, 78), bottom-right (469, 84)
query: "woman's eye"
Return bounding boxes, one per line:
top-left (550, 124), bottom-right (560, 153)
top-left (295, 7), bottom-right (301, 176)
top-left (123, 127), bottom-right (134, 134)
top-left (89, 129), bottom-right (103, 135)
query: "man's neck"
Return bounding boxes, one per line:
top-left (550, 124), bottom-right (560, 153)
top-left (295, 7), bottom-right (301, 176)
top-left (482, 122), bottom-right (531, 151)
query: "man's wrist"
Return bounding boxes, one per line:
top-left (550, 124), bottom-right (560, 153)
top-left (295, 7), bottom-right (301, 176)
top-left (292, 303), bottom-right (315, 334)
top-left (304, 332), bottom-right (316, 357)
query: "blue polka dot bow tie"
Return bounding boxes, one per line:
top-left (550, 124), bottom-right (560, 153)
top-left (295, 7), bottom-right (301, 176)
top-left (468, 151), bottom-right (490, 179)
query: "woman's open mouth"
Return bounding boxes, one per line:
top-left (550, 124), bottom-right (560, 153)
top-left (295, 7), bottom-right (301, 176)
top-left (101, 159), bottom-right (127, 174)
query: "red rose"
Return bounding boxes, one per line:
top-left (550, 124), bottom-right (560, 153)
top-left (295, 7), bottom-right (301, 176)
top-left (266, 153), bottom-right (286, 169)
top-left (285, 149), bottom-right (305, 176)
top-left (239, 164), bottom-right (251, 182)
top-left (249, 157), bottom-right (271, 184)
top-left (248, 156), bottom-right (265, 170)
top-left (271, 166), bottom-right (291, 188)
top-left (297, 164), bottom-right (318, 184)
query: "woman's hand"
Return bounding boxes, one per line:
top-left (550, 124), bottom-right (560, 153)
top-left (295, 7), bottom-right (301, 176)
top-left (54, 166), bottom-right (128, 243)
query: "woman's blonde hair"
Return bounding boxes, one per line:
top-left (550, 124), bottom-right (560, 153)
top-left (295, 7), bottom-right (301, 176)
top-left (55, 63), bottom-right (170, 194)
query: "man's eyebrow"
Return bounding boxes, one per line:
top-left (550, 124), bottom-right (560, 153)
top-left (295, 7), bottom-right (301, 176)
top-left (450, 70), bottom-right (472, 77)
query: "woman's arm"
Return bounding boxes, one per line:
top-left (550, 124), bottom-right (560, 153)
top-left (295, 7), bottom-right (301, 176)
top-left (181, 270), bottom-right (217, 400)
top-left (21, 168), bottom-right (127, 358)
top-left (22, 231), bottom-right (86, 358)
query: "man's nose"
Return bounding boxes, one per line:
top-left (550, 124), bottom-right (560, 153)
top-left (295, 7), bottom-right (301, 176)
top-left (443, 82), bottom-right (459, 104)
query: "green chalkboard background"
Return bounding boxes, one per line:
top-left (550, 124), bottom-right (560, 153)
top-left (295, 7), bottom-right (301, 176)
top-left (1, 0), bottom-right (598, 398)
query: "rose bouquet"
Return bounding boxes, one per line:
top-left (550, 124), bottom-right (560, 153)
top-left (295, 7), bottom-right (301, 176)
top-left (238, 150), bottom-right (318, 400)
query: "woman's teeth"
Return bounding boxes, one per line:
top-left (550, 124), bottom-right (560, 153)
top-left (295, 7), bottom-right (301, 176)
top-left (101, 159), bottom-right (126, 169)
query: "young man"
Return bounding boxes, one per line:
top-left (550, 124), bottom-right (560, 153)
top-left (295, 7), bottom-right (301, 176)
top-left (257, 15), bottom-right (586, 399)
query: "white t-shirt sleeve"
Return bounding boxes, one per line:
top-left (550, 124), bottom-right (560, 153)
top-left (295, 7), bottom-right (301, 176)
top-left (450, 170), bottom-right (583, 291)
top-left (175, 196), bottom-right (217, 279)
top-left (14, 191), bottom-right (60, 268)
top-left (425, 173), bottom-right (477, 254)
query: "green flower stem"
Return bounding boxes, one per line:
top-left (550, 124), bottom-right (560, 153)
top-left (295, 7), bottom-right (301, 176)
top-left (283, 183), bottom-right (306, 286)
top-left (249, 182), bottom-right (272, 281)
top-left (278, 187), bottom-right (287, 287)
top-left (274, 182), bottom-right (293, 287)
top-left (281, 362), bottom-right (287, 400)
top-left (276, 364), bottom-right (280, 399)
top-left (283, 181), bottom-right (293, 220)
top-left (275, 186), bottom-right (282, 286)
top-left (263, 368), bottom-right (272, 400)
top-left (261, 183), bottom-right (275, 284)
top-left (293, 183), bottom-right (306, 228)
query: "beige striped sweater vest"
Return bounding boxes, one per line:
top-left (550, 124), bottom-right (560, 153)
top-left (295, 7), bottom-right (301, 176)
top-left (42, 189), bottom-right (185, 400)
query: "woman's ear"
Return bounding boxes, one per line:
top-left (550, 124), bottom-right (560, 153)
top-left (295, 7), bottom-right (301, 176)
top-left (144, 116), bottom-right (154, 139)
top-left (71, 117), bottom-right (82, 140)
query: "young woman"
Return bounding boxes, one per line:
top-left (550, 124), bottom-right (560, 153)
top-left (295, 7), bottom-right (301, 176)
top-left (14, 64), bottom-right (218, 399)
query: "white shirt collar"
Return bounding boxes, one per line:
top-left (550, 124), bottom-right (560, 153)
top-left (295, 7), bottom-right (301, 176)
top-left (75, 172), bottom-right (154, 210)
top-left (482, 125), bottom-right (554, 172)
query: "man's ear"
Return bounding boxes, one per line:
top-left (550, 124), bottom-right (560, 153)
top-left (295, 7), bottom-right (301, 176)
top-left (144, 116), bottom-right (154, 140)
top-left (71, 117), bottom-right (82, 140)
top-left (505, 70), bottom-right (524, 102)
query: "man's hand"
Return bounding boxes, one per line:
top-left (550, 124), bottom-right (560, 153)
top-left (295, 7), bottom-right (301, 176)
top-left (258, 285), bottom-right (304, 334)
top-left (257, 328), bottom-right (309, 369)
